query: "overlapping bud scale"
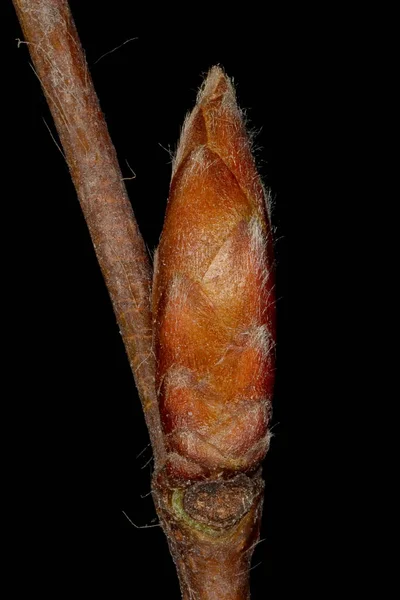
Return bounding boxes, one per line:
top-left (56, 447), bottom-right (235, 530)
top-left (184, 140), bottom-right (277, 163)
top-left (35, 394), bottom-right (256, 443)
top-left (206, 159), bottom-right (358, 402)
top-left (153, 67), bottom-right (275, 482)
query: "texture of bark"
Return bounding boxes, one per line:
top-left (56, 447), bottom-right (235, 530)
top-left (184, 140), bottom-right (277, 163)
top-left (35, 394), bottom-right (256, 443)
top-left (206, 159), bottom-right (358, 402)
top-left (13, 3), bottom-right (275, 598)
top-left (13, 0), bottom-right (165, 466)
top-left (153, 470), bottom-right (265, 600)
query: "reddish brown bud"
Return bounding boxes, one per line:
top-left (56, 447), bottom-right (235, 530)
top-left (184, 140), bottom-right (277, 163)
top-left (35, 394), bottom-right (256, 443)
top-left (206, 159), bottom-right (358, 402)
top-left (153, 66), bottom-right (275, 483)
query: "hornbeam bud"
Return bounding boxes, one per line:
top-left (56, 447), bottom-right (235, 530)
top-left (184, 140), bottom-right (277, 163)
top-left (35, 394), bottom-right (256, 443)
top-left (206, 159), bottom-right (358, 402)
top-left (153, 66), bottom-right (275, 483)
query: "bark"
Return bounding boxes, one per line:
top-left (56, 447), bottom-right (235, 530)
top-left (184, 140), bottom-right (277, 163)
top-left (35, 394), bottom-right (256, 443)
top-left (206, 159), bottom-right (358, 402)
top-left (153, 470), bottom-right (265, 599)
top-left (13, 0), bottom-right (165, 467)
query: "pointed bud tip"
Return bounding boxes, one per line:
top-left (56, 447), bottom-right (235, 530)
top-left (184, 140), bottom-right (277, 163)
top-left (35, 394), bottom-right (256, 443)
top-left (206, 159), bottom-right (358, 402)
top-left (197, 65), bottom-right (235, 106)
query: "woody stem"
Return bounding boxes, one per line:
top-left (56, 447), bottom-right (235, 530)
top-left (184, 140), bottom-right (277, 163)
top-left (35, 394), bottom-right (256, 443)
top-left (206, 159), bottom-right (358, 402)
top-left (13, 0), bottom-right (165, 467)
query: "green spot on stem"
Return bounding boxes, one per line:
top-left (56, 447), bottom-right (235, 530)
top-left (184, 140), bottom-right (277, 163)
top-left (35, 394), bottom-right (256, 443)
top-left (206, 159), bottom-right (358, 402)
top-left (171, 489), bottom-right (224, 537)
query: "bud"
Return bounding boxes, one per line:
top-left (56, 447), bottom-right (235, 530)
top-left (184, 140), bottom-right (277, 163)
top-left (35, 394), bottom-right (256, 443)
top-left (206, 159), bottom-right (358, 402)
top-left (153, 66), bottom-right (275, 483)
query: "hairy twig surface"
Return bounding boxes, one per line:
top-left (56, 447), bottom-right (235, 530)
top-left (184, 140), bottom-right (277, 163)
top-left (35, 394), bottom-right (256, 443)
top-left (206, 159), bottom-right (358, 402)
top-left (13, 0), bottom-right (165, 466)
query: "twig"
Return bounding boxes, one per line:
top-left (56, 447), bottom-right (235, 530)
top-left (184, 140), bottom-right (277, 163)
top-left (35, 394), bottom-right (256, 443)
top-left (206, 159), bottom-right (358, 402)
top-left (13, 0), bottom-right (165, 467)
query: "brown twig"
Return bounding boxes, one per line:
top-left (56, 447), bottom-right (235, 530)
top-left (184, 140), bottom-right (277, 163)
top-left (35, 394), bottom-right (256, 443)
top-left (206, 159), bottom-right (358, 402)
top-left (12, 0), bottom-right (165, 467)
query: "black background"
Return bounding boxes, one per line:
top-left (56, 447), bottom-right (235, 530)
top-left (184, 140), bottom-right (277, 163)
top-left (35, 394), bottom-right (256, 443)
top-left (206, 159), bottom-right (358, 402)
top-left (6, 2), bottom-right (357, 598)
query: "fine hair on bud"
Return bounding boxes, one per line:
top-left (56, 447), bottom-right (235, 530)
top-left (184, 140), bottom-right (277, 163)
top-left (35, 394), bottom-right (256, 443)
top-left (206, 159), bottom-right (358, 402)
top-left (153, 66), bottom-right (275, 484)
